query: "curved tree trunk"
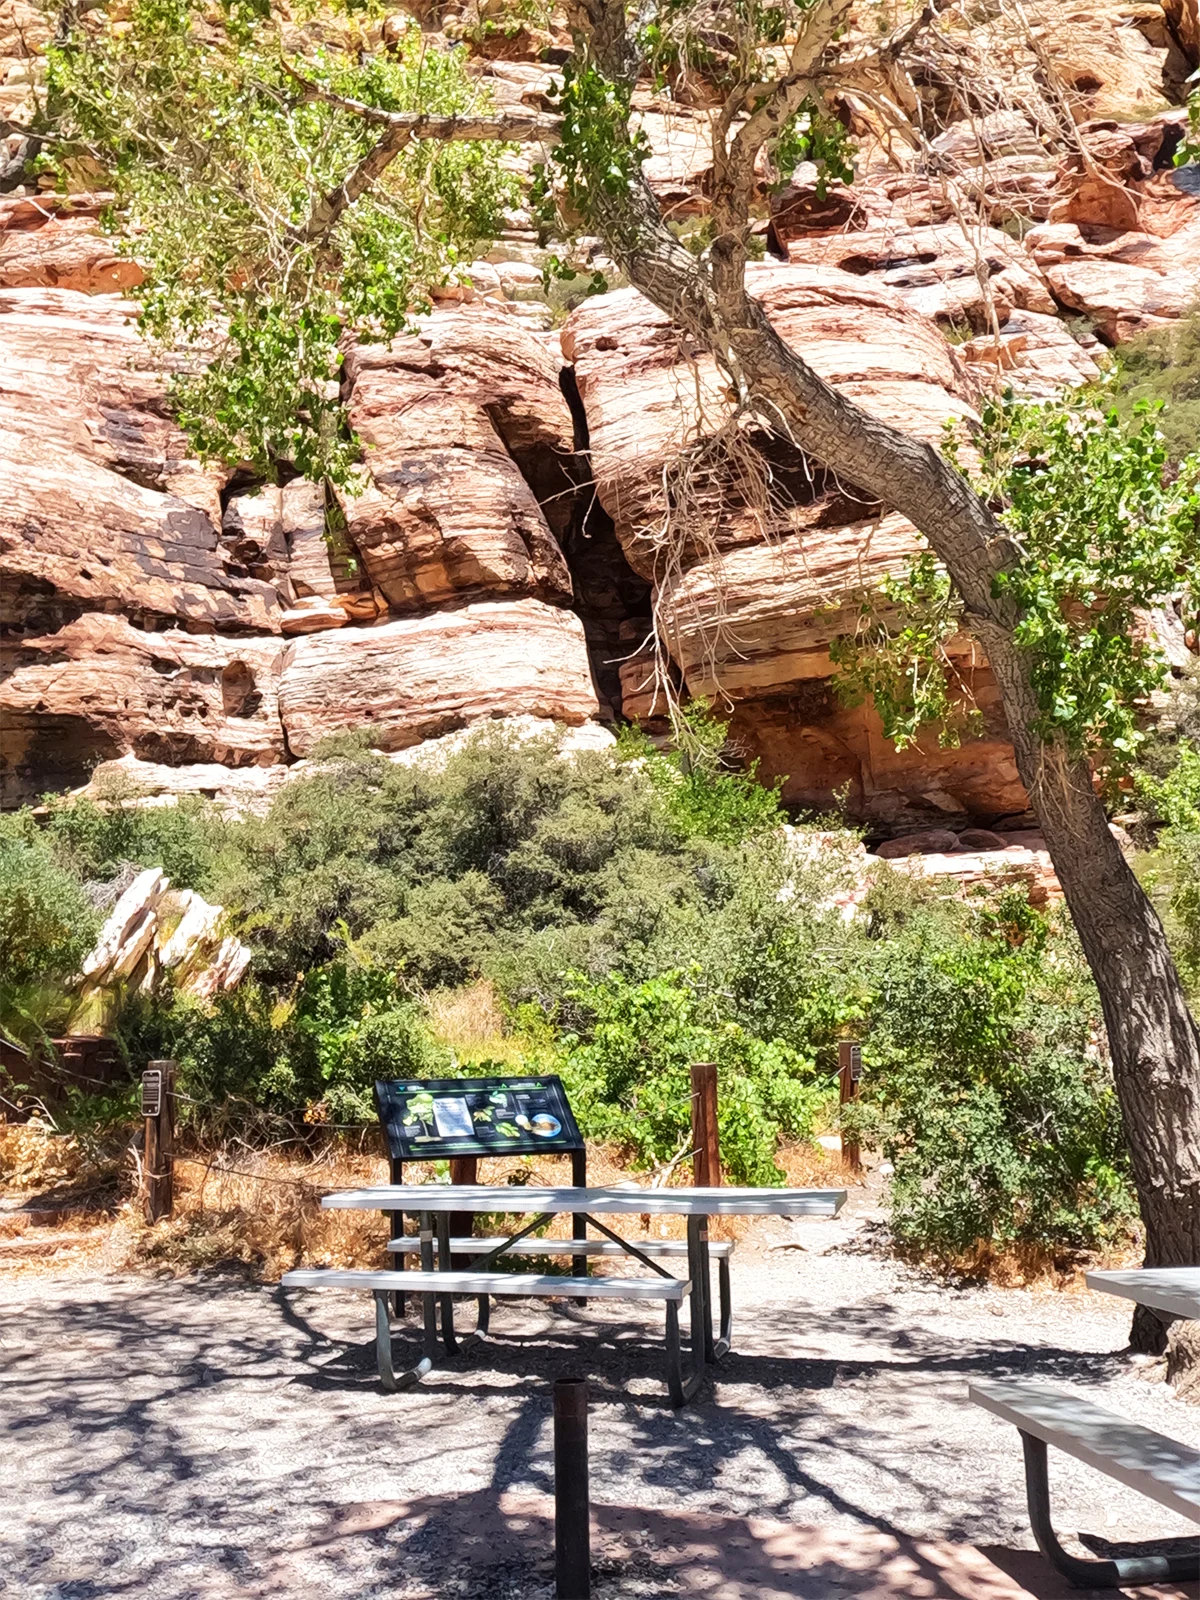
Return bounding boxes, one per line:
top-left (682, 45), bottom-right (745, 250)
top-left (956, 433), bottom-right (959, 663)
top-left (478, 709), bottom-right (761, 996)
top-left (581, 153), bottom-right (1200, 1288)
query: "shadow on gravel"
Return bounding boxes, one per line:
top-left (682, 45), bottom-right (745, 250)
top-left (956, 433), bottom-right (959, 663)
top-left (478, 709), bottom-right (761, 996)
top-left (4, 1276), bottom-right (1173, 1599)
top-left (257, 1491), bottom-right (1200, 1600)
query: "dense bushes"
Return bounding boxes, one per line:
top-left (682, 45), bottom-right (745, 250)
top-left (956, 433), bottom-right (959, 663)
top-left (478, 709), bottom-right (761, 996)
top-left (0, 822), bottom-right (100, 1047)
top-left (1134, 668), bottom-right (1200, 994)
top-left (0, 716), bottom-right (1155, 1259)
top-left (848, 887), bottom-right (1133, 1258)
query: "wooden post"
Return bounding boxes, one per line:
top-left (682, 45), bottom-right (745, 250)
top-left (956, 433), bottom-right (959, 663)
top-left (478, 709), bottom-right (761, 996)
top-left (690, 1061), bottom-right (720, 1188)
top-left (142, 1059), bottom-right (175, 1223)
top-left (554, 1377), bottom-right (590, 1599)
top-left (448, 1155), bottom-right (478, 1267)
top-left (837, 1041), bottom-right (862, 1174)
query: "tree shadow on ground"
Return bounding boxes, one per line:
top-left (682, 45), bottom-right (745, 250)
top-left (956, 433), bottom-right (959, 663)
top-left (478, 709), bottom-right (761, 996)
top-left (3, 1277), bottom-right (1192, 1600)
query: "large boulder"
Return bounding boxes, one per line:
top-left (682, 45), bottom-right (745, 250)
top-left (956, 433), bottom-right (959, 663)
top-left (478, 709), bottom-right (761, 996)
top-left (278, 598), bottom-right (600, 756)
top-left (68, 867), bottom-right (251, 1034)
top-left (781, 219), bottom-right (1102, 397)
top-left (0, 288), bottom-right (279, 635)
top-left (1023, 115), bottom-right (1200, 341)
top-left (0, 614), bottom-right (286, 803)
top-left (339, 305), bottom-right (578, 611)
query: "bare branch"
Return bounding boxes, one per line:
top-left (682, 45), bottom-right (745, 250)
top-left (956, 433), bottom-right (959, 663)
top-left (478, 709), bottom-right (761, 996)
top-left (280, 59), bottom-right (562, 247)
top-left (875, 0), bottom-right (963, 62)
top-left (281, 59), bottom-right (562, 144)
top-left (710, 0), bottom-right (854, 233)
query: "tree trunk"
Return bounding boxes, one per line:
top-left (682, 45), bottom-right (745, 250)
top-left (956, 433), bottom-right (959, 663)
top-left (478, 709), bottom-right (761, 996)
top-left (585, 167), bottom-right (1200, 1284)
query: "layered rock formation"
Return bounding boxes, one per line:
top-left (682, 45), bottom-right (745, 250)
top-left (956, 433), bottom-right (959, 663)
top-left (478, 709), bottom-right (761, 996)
top-left (562, 267), bottom-right (1035, 825)
top-left (0, 286), bottom-right (606, 802)
top-left (2, 0), bottom-right (1197, 828)
top-left (68, 867), bottom-right (251, 1034)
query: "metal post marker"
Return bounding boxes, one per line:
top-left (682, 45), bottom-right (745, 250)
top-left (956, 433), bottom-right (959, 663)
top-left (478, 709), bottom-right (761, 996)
top-left (142, 1059), bottom-right (176, 1223)
top-left (837, 1041), bottom-right (863, 1173)
top-left (554, 1377), bottom-right (590, 1599)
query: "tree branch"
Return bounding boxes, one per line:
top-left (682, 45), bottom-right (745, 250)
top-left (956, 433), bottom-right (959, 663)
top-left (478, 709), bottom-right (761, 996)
top-left (709, 0), bottom-right (854, 238)
top-left (282, 60), bottom-right (562, 143)
top-left (281, 59), bottom-right (562, 247)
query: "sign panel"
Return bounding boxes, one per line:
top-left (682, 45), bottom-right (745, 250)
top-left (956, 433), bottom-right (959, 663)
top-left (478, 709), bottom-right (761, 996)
top-left (141, 1068), bottom-right (163, 1119)
top-left (375, 1075), bottom-right (583, 1163)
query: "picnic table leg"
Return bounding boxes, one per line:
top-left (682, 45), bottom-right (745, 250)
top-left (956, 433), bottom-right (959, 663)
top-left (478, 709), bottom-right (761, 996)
top-left (373, 1291), bottom-right (434, 1392)
top-left (418, 1210), bottom-right (439, 1361)
top-left (1020, 1432), bottom-right (1199, 1586)
top-left (436, 1209), bottom-right (459, 1353)
top-left (571, 1148), bottom-right (589, 1293)
top-left (714, 1249), bottom-right (732, 1359)
top-left (665, 1278), bottom-right (705, 1407)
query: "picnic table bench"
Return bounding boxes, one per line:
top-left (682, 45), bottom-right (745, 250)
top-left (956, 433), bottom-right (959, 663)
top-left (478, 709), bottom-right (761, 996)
top-left (282, 1183), bottom-right (845, 1406)
top-left (971, 1266), bottom-right (1200, 1586)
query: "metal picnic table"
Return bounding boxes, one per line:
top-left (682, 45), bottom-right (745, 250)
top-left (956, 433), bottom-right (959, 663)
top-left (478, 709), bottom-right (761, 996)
top-left (1085, 1267), bottom-right (1200, 1323)
top-left (314, 1183), bottom-right (846, 1399)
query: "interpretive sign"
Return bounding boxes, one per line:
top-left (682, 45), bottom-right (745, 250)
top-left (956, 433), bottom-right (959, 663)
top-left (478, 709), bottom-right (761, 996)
top-left (375, 1075), bottom-right (584, 1163)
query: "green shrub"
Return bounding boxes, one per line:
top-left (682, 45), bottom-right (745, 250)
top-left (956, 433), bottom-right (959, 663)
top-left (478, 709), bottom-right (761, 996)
top-left (287, 956), bottom-right (449, 1122)
top-left (1162, 830), bottom-right (1200, 990)
top-left (557, 969), bottom-right (833, 1185)
top-left (0, 830), bottom-right (98, 990)
top-left (0, 825), bottom-right (100, 1046)
top-left (1108, 304), bottom-right (1200, 465)
top-left (850, 889), bottom-right (1135, 1260)
top-left (616, 702), bottom-right (787, 844)
top-left (3, 716), bottom-right (1148, 1267)
top-left (40, 788), bottom-right (221, 890)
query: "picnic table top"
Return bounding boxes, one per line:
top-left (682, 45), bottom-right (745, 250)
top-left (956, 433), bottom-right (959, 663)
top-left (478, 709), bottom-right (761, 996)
top-left (320, 1184), bottom-right (847, 1218)
top-left (1086, 1267), bottom-right (1200, 1322)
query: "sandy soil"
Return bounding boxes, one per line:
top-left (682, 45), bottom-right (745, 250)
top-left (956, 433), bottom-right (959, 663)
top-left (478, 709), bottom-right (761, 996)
top-left (2, 1206), bottom-right (1198, 1599)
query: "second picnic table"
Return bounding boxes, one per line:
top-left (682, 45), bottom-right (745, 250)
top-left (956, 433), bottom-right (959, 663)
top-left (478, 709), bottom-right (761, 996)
top-left (284, 1183), bottom-right (846, 1404)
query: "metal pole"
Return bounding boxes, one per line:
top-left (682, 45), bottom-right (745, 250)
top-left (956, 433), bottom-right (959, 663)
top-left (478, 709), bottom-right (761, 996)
top-left (837, 1041), bottom-right (862, 1174)
top-left (554, 1377), bottom-right (590, 1599)
top-left (690, 1060), bottom-right (720, 1187)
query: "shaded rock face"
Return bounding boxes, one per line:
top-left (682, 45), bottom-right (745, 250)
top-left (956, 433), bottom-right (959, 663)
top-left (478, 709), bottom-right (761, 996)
top-left (1, 615), bottom-right (287, 793)
top-left (562, 269), bottom-right (1035, 828)
top-left (0, 284), bottom-right (609, 803)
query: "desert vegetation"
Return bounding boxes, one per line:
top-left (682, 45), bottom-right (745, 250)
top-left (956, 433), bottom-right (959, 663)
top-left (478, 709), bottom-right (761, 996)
top-left (8, 697), bottom-right (1198, 1268)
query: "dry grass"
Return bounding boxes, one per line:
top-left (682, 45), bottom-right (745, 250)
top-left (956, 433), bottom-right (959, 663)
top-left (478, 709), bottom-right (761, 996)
top-left (914, 1234), bottom-right (1147, 1293)
top-left (12, 1122), bottom-right (1131, 1292)
top-left (0, 1122), bottom-right (93, 1192)
top-left (427, 980), bottom-right (522, 1066)
top-left (0, 1120), bottom-right (872, 1278)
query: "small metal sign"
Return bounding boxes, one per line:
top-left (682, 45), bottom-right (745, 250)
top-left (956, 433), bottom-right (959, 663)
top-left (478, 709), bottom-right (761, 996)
top-left (848, 1044), bottom-right (863, 1083)
top-left (141, 1068), bottom-right (163, 1119)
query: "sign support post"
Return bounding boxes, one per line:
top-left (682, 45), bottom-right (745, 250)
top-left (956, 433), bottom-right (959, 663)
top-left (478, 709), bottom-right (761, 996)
top-left (690, 1061), bottom-right (720, 1187)
top-left (142, 1059), bottom-right (176, 1223)
top-left (837, 1041), bottom-right (863, 1174)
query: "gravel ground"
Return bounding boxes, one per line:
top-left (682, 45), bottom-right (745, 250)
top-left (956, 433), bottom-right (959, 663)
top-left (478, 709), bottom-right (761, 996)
top-left (2, 1208), bottom-right (1199, 1599)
